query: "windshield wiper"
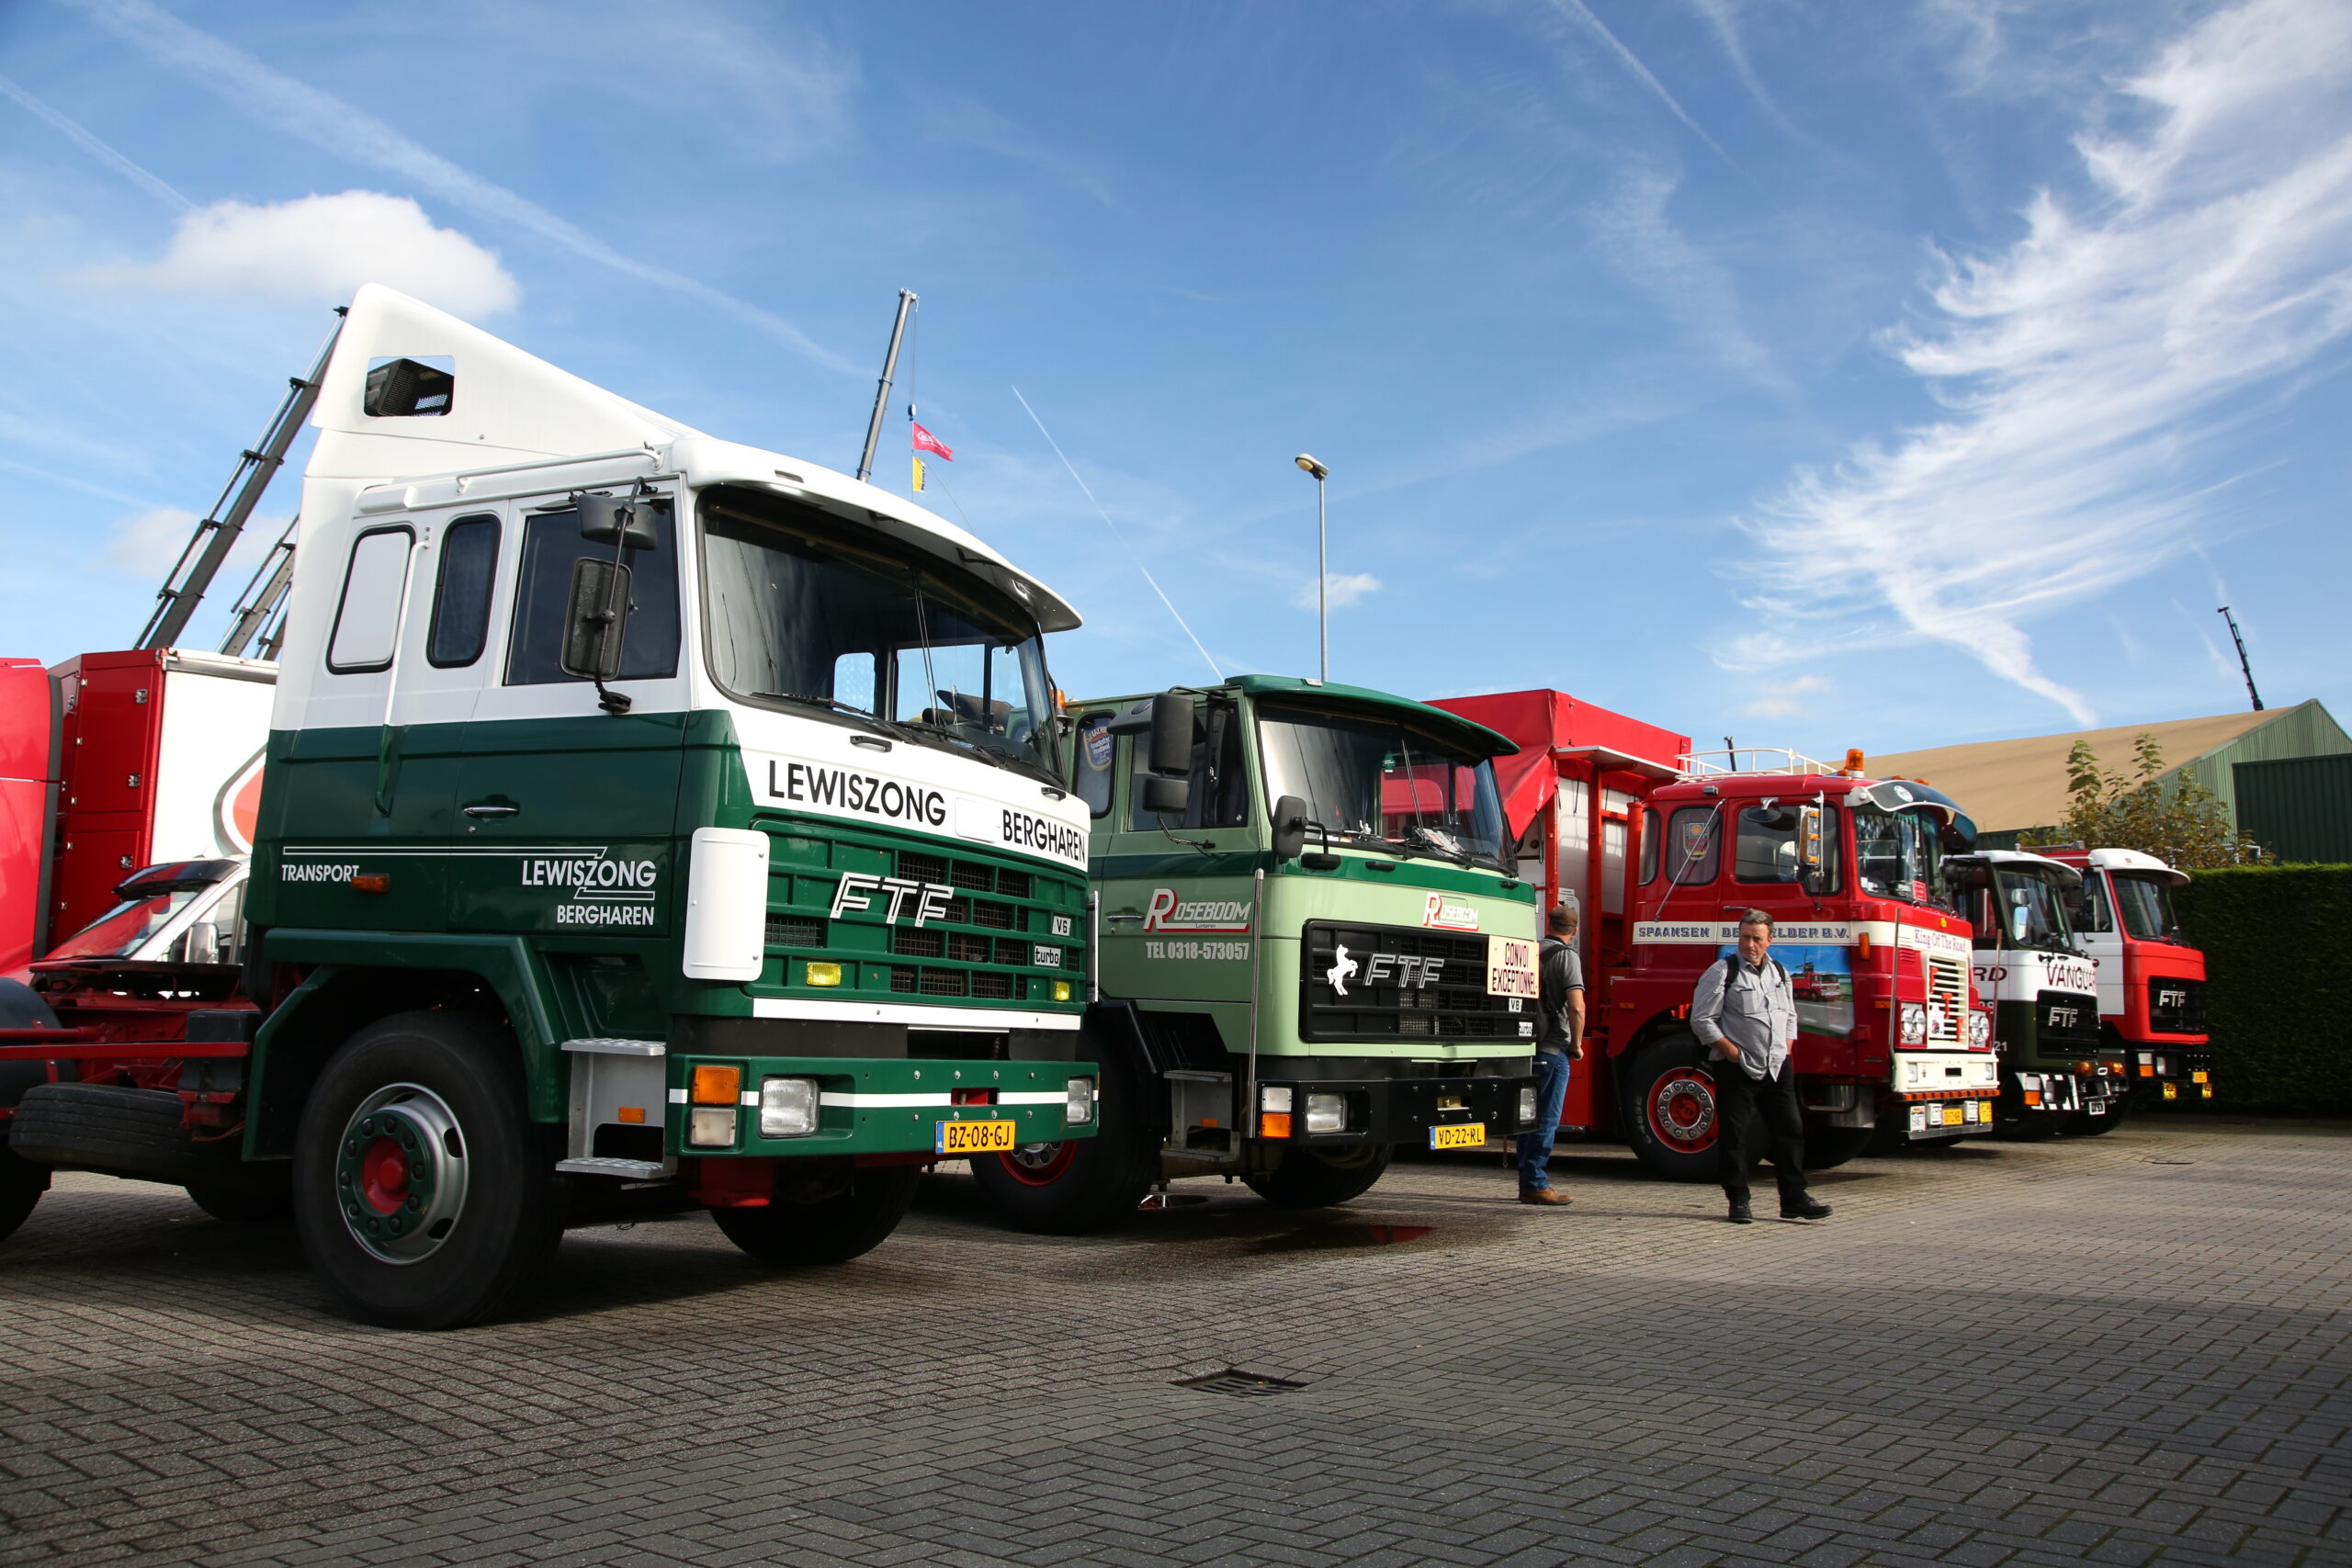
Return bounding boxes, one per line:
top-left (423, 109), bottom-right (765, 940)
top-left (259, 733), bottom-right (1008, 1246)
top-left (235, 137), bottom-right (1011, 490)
top-left (901, 716), bottom-right (1065, 788)
top-left (751, 692), bottom-right (919, 743)
top-left (1402, 824), bottom-right (1476, 865)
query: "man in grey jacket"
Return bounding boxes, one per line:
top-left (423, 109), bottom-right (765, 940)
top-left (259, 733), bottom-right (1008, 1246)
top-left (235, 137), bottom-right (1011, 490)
top-left (1690, 910), bottom-right (1832, 1224)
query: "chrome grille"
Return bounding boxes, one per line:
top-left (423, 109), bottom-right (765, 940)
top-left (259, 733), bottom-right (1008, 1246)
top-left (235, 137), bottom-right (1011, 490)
top-left (1927, 954), bottom-right (1967, 1043)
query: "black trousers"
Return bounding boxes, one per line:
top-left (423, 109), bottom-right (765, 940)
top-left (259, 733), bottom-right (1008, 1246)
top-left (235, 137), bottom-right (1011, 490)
top-left (1714, 1060), bottom-right (1810, 1204)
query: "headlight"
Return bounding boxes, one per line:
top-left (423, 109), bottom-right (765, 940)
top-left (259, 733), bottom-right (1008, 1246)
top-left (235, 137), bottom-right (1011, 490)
top-left (759, 1076), bottom-right (820, 1137)
top-left (1899, 1003), bottom-right (1929, 1044)
top-left (1518, 1085), bottom-right (1539, 1124)
top-left (1305, 1092), bottom-right (1347, 1134)
top-left (686, 1106), bottom-right (737, 1147)
top-left (1065, 1077), bottom-right (1096, 1126)
top-left (1967, 1010), bottom-right (1992, 1048)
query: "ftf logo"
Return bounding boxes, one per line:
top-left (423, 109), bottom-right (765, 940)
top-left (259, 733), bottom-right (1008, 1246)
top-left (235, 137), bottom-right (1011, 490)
top-left (1325, 943), bottom-right (1446, 995)
top-left (831, 873), bottom-right (957, 926)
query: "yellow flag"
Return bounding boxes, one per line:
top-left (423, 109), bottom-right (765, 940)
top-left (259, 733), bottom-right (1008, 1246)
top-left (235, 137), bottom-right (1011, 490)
top-left (911, 455), bottom-right (926, 491)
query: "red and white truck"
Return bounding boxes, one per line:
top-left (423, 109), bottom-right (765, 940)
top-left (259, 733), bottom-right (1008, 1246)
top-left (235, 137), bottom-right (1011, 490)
top-left (2037, 845), bottom-right (2213, 1122)
top-left (1431, 690), bottom-right (1998, 1179)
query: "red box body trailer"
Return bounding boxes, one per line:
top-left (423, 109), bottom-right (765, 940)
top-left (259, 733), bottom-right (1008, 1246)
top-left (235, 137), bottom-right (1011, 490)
top-left (1433, 691), bottom-right (1999, 1179)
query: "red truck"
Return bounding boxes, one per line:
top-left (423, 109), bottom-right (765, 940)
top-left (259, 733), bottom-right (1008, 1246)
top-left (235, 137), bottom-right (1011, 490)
top-left (1432, 691), bottom-right (1998, 1179)
top-left (2037, 845), bottom-right (2213, 1124)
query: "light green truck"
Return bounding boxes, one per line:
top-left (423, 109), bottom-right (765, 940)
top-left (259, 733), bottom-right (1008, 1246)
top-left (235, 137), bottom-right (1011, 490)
top-left (963, 677), bottom-right (1543, 1231)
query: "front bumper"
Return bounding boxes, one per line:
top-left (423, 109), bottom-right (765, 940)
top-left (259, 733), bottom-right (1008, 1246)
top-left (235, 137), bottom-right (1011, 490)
top-left (2131, 1047), bottom-right (2215, 1101)
top-left (2010, 1069), bottom-right (2123, 1115)
top-left (1252, 1071), bottom-right (1539, 1149)
top-left (560, 1049), bottom-right (1096, 1179)
top-left (1893, 1093), bottom-right (1999, 1141)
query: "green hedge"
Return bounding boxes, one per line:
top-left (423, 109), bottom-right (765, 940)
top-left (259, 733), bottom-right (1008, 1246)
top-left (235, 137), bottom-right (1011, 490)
top-left (2175, 863), bottom-right (2352, 1112)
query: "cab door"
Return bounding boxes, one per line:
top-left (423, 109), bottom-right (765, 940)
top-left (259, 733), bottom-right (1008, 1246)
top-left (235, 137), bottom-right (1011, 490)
top-left (1098, 699), bottom-right (1260, 1013)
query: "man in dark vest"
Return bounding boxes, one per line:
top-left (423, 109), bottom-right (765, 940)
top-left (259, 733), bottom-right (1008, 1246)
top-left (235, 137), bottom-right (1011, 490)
top-left (1515, 903), bottom-right (1584, 1205)
top-left (1690, 909), bottom-right (1832, 1224)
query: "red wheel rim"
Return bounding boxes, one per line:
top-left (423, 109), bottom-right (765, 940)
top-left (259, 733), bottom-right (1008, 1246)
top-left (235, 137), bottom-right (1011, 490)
top-left (1646, 1068), bottom-right (1718, 1154)
top-left (358, 1135), bottom-right (411, 1214)
top-left (995, 1141), bottom-right (1078, 1187)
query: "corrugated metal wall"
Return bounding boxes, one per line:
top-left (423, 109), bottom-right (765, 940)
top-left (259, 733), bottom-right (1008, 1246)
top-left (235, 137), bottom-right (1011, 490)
top-left (2234, 754), bottom-right (2352, 864)
top-left (2178, 699), bottom-right (2352, 821)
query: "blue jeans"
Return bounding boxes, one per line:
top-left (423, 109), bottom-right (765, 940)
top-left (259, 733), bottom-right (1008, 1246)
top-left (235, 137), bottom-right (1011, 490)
top-left (1515, 1049), bottom-right (1573, 1190)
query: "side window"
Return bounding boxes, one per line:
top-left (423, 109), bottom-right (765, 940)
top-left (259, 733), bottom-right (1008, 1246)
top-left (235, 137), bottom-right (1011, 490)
top-left (426, 513), bottom-right (500, 668)
top-left (327, 526), bottom-right (414, 673)
top-left (2078, 874), bottom-right (2113, 933)
top-left (1129, 704), bottom-right (1248, 830)
top-left (1734, 804), bottom-right (1839, 889)
top-left (1637, 807), bottom-right (1660, 886)
top-left (1072, 712), bottom-right (1115, 818)
top-left (1661, 806), bottom-right (1721, 886)
top-left (505, 502), bottom-right (680, 686)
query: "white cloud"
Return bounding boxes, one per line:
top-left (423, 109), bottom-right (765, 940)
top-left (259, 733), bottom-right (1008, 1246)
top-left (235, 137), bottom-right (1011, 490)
top-left (1740, 673), bottom-right (1830, 719)
top-left (1730, 0), bottom-right (2352, 725)
top-left (1294, 572), bottom-right (1383, 612)
top-left (90, 191), bottom-right (517, 317)
top-left (100, 505), bottom-right (196, 574)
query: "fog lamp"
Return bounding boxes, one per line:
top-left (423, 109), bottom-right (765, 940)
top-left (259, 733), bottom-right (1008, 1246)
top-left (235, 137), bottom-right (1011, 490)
top-left (1517, 1085), bottom-right (1539, 1124)
top-left (1306, 1092), bottom-right (1347, 1134)
top-left (1053, 980), bottom-right (1073, 1002)
top-left (1065, 1077), bottom-right (1096, 1126)
top-left (804, 961), bottom-right (842, 987)
top-left (687, 1106), bottom-right (737, 1147)
top-left (2163, 1082), bottom-right (2179, 1100)
top-left (759, 1076), bottom-right (820, 1137)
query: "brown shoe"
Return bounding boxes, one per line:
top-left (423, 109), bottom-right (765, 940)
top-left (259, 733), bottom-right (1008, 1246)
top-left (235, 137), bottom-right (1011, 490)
top-left (1518, 1188), bottom-right (1573, 1206)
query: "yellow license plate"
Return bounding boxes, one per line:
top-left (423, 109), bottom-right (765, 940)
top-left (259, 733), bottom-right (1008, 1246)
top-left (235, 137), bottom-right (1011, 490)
top-left (1941, 1104), bottom-right (1964, 1126)
top-left (2192, 1070), bottom-right (2209, 1083)
top-left (1429, 1122), bottom-right (1486, 1150)
top-left (936, 1119), bottom-right (1018, 1154)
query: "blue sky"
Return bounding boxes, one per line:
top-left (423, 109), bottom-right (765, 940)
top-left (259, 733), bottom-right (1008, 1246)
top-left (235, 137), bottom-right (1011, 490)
top-left (2, 0), bottom-right (2346, 763)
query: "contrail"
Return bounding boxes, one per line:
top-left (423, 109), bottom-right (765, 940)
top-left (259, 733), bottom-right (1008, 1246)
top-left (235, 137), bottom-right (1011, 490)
top-left (1545, 0), bottom-right (1736, 167)
top-left (64, 0), bottom-right (854, 372)
top-left (1010, 385), bottom-right (1223, 682)
top-left (0, 70), bottom-right (191, 209)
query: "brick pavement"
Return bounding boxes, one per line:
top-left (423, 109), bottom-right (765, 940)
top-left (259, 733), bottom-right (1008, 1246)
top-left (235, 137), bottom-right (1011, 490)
top-left (0, 1117), bottom-right (2344, 1568)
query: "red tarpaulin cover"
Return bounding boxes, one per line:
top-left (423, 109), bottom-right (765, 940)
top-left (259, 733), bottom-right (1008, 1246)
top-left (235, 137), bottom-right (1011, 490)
top-left (1430, 689), bottom-right (1691, 839)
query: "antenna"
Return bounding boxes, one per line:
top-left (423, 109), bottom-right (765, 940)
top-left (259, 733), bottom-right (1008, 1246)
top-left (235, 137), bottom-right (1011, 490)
top-left (2217, 606), bottom-right (2264, 711)
top-left (855, 289), bottom-right (916, 483)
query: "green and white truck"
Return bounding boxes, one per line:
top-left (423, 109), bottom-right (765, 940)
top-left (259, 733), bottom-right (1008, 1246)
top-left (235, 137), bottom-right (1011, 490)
top-left (1945, 850), bottom-right (2118, 1137)
top-left (0, 286), bottom-right (1097, 1326)
top-left (963, 676), bottom-right (1543, 1231)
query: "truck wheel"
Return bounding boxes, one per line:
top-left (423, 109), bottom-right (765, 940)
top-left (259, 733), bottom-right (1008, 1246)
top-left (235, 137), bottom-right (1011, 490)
top-left (0, 1146), bottom-right (48, 1244)
top-left (187, 1173), bottom-right (294, 1224)
top-left (1618, 1032), bottom-right (1723, 1182)
top-left (1243, 1143), bottom-right (1391, 1208)
top-left (968, 1048), bottom-right (1157, 1235)
top-left (1804, 1126), bottom-right (1873, 1170)
top-left (292, 1010), bottom-right (561, 1330)
top-left (710, 1166), bottom-right (922, 1265)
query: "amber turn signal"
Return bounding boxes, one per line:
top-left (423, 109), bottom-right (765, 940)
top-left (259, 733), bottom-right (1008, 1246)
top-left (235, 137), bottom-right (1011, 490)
top-left (1260, 1112), bottom-right (1293, 1139)
top-left (349, 874), bottom-right (390, 894)
top-left (616, 1106), bottom-right (646, 1124)
top-left (691, 1065), bottom-right (743, 1105)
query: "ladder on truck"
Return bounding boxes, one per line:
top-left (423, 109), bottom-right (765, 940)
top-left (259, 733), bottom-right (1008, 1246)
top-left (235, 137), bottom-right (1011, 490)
top-left (136, 310), bottom-right (345, 660)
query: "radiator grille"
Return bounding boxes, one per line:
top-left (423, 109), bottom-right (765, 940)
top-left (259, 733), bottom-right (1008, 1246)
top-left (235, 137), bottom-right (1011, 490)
top-left (765, 914), bottom-right (824, 948)
top-left (1926, 955), bottom-right (1967, 1044)
top-left (2148, 976), bottom-right (2207, 1034)
top-left (1298, 921), bottom-right (1529, 1044)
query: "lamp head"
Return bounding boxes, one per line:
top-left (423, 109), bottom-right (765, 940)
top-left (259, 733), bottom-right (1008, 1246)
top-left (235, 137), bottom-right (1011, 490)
top-left (1294, 453), bottom-right (1328, 480)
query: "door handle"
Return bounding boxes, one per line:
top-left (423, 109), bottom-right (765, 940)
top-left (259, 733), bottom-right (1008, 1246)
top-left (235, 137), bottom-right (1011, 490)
top-left (1104, 909), bottom-right (1144, 925)
top-left (463, 804), bottom-right (521, 818)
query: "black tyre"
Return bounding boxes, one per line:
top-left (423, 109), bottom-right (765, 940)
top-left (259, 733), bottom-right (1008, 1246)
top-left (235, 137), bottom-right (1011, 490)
top-left (710, 1166), bottom-right (922, 1264)
top-left (1243, 1143), bottom-right (1391, 1208)
top-left (2066, 1094), bottom-right (2132, 1136)
top-left (0, 1145), bottom-right (48, 1244)
top-left (1804, 1126), bottom-right (1873, 1171)
top-left (969, 1043), bottom-right (1158, 1235)
top-left (1617, 1031), bottom-right (1723, 1183)
top-left (292, 1010), bottom-right (562, 1330)
top-left (187, 1172), bottom-right (294, 1224)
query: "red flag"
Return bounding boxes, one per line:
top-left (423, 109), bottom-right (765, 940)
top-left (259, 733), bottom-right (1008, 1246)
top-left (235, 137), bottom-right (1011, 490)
top-left (910, 422), bottom-right (954, 461)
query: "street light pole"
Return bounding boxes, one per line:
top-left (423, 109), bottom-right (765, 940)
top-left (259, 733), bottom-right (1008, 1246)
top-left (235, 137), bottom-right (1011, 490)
top-left (1295, 454), bottom-right (1329, 681)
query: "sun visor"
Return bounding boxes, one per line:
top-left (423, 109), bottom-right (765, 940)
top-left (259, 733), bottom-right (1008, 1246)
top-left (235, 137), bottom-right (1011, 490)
top-left (305, 284), bottom-right (701, 484)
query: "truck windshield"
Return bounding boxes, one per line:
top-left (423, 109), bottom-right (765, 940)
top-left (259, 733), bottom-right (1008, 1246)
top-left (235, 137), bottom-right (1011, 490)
top-left (1851, 805), bottom-right (1948, 908)
top-left (1992, 867), bottom-right (2075, 952)
top-left (44, 888), bottom-right (204, 961)
top-left (2110, 873), bottom-right (2182, 941)
top-left (1257, 705), bottom-right (1509, 867)
top-left (701, 496), bottom-right (1059, 780)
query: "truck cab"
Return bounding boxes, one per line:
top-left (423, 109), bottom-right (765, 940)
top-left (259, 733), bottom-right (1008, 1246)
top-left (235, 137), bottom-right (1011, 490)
top-left (963, 676), bottom-right (1543, 1231)
top-left (1946, 851), bottom-right (2118, 1136)
top-left (2043, 846), bottom-right (2211, 1112)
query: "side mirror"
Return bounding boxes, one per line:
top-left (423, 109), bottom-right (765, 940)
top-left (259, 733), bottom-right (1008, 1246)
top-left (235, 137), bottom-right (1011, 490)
top-left (560, 558), bottom-right (630, 681)
top-left (181, 921), bottom-right (220, 964)
top-left (579, 493), bottom-right (659, 551)
top-left (1147, 692), bottom-right (1195, 778)
top-left (1795, 806), bottom-right (1824, 871)
top-left (1272, 794), bottom-right (1309, 861)
top-left (2009, 908), bottom-right (2030, 943)
top-left (1140, 773), bottom-right (1192, 816)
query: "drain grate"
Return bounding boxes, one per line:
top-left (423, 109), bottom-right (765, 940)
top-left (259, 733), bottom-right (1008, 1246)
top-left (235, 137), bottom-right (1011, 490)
top-left (1174, 1368), bottom-right (1308, 1398)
